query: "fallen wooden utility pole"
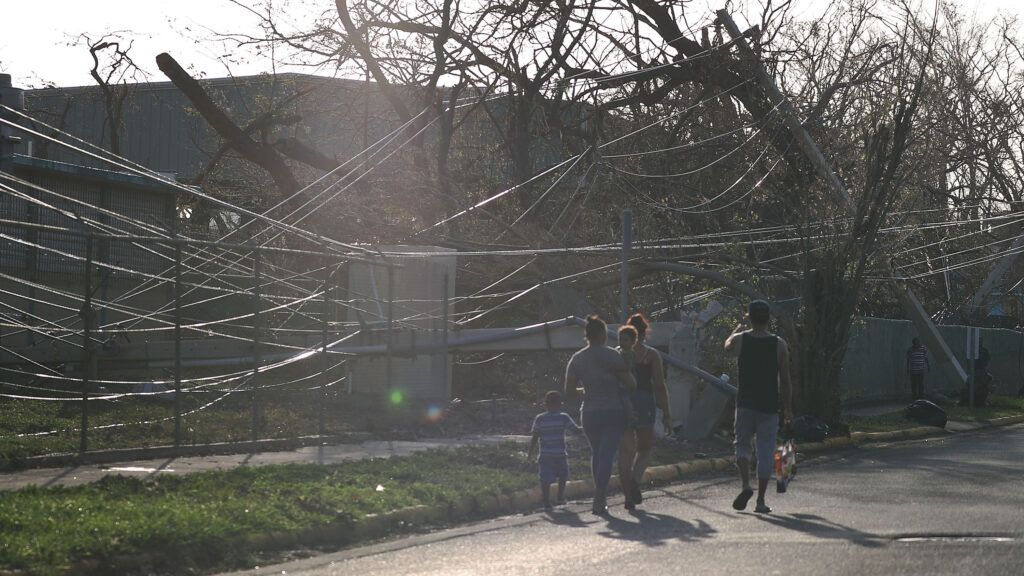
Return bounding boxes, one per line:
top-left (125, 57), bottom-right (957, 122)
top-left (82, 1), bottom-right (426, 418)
top-left (717, 10), bottom-right (967, 386)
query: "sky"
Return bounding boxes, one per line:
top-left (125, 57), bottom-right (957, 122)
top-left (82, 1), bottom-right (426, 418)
top-left (1, 0), bottom-right (1023, 89)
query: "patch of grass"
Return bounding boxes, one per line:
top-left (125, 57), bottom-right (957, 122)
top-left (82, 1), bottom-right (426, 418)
top-left (0, 443), bottom-right (539, 575)
top-left (842, 395), bottom-right (1024, 433)
top-left (0, 392), bottom-right (431, 461)
top-left (842, 411), bottom-right (907, 433)
top-left (944, 395), bottom-right (1024, 421)
top-left (0, 433), bottom-right (709, 575)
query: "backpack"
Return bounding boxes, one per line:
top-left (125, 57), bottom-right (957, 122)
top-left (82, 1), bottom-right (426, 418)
top-left (903, 399), bottom-right (947, 428)
top-left (786, 415), bottom-right (829, 443)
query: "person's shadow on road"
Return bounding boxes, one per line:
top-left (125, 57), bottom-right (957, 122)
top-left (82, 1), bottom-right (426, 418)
top-left (751, 512), bottom-right (884, 547)
top-left (542, 508), bottom-right (590, 528)
top-left (597, 509), bottom-right (717, 546)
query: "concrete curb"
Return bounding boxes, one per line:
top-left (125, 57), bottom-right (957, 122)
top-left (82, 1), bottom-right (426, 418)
top-left (985, 414), bottom-right (1024, 426)
top-left (31, 414), bottom-right (1024, 575)
top-left (410, 413), bottom-right (1024, 524)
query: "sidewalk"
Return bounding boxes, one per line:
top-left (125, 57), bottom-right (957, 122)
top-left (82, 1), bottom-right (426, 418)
top-left (5, 407), bottom-right (1019, 493)
top-left (0, 434), bottom-right (530, 492)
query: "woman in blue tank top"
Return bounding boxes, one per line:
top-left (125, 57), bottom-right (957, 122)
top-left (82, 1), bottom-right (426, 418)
top-left (617, 313), bottom-right (673, 510)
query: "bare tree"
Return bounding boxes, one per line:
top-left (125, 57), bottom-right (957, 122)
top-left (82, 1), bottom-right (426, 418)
top-left (78, 33), bottom-right (147, 155)
top-left (171, 0), bottom-right (1023, 415)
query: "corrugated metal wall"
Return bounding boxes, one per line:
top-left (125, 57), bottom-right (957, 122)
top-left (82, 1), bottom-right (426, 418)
top-left (1, 161), bottom-right (175, 279)
top-left (24, 74), bottom-right (569, 187)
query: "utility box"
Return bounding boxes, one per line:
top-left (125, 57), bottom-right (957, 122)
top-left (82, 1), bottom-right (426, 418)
top-left (667, 308), bottom-right (733, 440)
top-left (346, 246), bottom-right (456, 401)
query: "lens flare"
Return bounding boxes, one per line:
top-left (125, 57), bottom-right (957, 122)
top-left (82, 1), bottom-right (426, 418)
top-left (426, 405), bottom-right (443, 422)
top-left (389, 390), bottom-right (404, 405)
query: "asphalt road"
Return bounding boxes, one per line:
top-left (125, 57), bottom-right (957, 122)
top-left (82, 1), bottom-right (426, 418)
top-left (225, 425), bottom-right (1024, 576)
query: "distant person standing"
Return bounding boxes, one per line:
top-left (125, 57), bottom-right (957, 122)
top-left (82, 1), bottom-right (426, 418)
top-left (906, 338), bottom-right (930, 400)
top-left (963, 336), bottom-right (992, 406)
top-left (724, 300), bottom-right (792, 514)
top-left (976, 337), bottom-right (991, 376)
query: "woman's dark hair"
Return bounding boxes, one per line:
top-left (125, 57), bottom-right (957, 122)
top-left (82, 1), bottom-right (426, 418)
top-left (627, 312), bottom-right (649, 340)
top-left (584, 314), bottom-right (607, 343)
top-left (617, 324), bottom-right (638, 342)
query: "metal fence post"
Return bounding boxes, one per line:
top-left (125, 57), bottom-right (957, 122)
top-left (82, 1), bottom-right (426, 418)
top-left (251, 246), bottom-right (262, 443)
top-left (79, 234), bottom-right (94, 454)
top-left (386, 264), bottom-right (394, 401)
top-left (319, 244), bottom-right (330, 436)
top-left (442, 272), bottom-right (450, 398)
top-left (173, 238), bottom-right (183, 447)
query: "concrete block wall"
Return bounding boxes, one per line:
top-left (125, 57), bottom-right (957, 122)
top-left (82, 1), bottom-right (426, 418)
top-left (840, 317), bottom-right (1024, 401)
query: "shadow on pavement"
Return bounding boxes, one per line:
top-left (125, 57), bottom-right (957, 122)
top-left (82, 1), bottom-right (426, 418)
top-left (542, 508), bottom-right (591, 528)
top-left (752, 512), bottom-right (884, 547)
top-left (146, 457), bottom-right (177, 479)
top-left (810, 431), bottom-right (1019, 484)
top-left (659, 488), bottom-right (738, 519)
top-left (41, 466), bottom-right (80, 488)
top-left (597, 509), bottom-right (717, 546)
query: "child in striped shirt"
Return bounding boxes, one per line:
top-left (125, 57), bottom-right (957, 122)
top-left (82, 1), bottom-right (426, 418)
top-left (528, 390), bottom-right (583, 510)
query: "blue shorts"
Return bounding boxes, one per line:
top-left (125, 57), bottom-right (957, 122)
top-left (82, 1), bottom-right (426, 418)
top-left (734, 407), bottom-right (779, 480)
top-left (538, 453), bottom-right (569, 484)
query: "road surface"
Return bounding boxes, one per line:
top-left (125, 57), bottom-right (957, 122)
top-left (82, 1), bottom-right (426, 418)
top-left (223, 424), bottom-right (1024, 576)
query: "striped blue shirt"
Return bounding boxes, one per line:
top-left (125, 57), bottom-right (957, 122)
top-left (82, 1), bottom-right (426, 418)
top-left (531, 411), bottom-right (581, 456)
top-left (907, 345), bottom-right (928, 373)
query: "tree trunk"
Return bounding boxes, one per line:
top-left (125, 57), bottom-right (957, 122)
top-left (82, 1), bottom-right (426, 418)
top-left (797, 265), bottom-right (857, 421)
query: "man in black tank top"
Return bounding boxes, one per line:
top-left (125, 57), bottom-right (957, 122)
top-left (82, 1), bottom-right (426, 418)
top-left (724, 300), bottom-right (793, 514)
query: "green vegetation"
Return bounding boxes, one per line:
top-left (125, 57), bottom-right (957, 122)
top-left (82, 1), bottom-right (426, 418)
top-left (0, 391), bottom-right (458, 461)
top-left (0, 444), bottom-right (537, 575)
top-left (2, 395), bottom-right (1020, 574)
top-left (944, 395), bottom-right (1024, 422)
top-left (0, 370), bottom-right (551, 462)
top-left (842, 411), bottom-right (906, 433)
top-left (0, 394), bottom-right (331, 461)
top-left (0, 434), bottom-right (703, 575)
top-left (842, 395), bottom-right (1024, 433)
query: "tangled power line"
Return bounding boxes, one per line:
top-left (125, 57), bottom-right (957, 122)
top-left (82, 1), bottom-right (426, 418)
top-left (0, 52), bottom-right (1019, 445)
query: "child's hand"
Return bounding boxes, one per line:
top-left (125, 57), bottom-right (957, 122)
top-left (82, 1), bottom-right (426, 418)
top-left (521, 450), bottom-right (535, 471)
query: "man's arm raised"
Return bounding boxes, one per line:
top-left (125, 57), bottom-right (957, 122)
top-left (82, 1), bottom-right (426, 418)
top-left (724, 321), bottom-right (746, 357)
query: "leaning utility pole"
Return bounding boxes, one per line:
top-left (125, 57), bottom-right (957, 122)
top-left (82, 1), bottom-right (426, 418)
top-left (962, 230), bottom-right (1024, 321)
top-left (718, 10), bottom-right (967, 386)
